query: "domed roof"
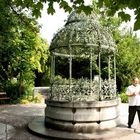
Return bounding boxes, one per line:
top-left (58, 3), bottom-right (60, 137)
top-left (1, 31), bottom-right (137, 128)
top-left (66, 10), bottom-right (98, 25)
top-left (50, 11), bottom-right (115, 52)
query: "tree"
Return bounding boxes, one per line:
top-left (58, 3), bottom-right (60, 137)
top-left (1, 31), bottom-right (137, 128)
top-left (10, 0), bottom-right (93, 17)
top-left (116, 32), bottom-right (140, 92)
top-left (0, 0), bottom-right (49, 100)
top-left (34, 38), bottom-right (50, 86)
top-left (96, 0), bottom-right (140, 31)
top-left (9, 0), bottom-right (140, 30)
top-left (98, 11), bottom-right (140, 92)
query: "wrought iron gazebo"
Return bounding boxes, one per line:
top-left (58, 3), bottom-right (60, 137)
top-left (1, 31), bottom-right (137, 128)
top-left (48, 11), bottom-right (117, 102)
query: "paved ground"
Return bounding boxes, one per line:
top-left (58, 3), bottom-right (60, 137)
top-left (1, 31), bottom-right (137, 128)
top-left (0, 102), bottom-right (140, 140)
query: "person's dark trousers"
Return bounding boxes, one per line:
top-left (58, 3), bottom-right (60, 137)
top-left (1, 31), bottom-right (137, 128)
top-left (128, 106), bottom-right (140, 127)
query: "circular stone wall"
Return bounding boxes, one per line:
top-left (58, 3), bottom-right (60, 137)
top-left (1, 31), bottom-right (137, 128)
top-left (45, 98), bottom-right (120, 133)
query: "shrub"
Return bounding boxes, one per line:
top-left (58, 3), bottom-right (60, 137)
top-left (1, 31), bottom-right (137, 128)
top-left (119, 92), bottom-right (128, 103)
top-left (20, 99), bottom-right (30, 104)
top-left (19, 94), bottom-right (43, 104)
top-left (32, 93), bottom-right (44, 103)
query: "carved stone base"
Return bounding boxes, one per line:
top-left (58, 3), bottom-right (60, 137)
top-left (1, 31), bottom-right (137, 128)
top-left (28, 117), bottom-right (134, 140)
top-left (45, 99), bottom-right (120, 133)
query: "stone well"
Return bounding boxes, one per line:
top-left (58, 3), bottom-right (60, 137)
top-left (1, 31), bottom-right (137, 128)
top-left (45, 99), bottom-right (120, 133)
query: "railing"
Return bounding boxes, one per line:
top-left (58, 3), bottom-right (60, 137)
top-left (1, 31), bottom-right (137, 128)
top-left (49, 78), bottom-right (116, 101)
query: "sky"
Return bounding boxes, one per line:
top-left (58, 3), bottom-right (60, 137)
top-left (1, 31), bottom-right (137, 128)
top-left (37, 4), bottom-right (69, 44)
top-left (37, 2), bottom-right (140, 44)
top-left (120, 9), bottom-right (140, 39)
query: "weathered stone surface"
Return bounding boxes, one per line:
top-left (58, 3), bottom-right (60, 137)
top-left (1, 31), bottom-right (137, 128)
top-left (29, 117), bottom-right (135, 140)
top-left (44, 98), bottom-right (120, 134)
top-left (134, 124), bottom-right (140, 134)
top-left (0, 103), bottom-right (46, 140)
top-left (0, 123), bottom-right (15, 140)
top-left (0, 103), bottom-right (139, 140)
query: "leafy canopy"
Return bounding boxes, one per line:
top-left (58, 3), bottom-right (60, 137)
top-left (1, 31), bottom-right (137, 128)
top-left (11, 0), bottom-right (93, 18)
top-left (96, 0), bottom-right (140, 31)
top-left (0, 0), bottom-right (49, 97)
top-left (11, 0), bottom-right (140, 30)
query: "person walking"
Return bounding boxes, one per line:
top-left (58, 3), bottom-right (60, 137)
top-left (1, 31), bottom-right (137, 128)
top-left (126, 77), bottom-right (140, 128)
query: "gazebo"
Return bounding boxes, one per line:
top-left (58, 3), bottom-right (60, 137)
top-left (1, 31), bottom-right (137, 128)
top-left (48, 11), bottom-right (117, 102)
top-left (28, 11), bottom-right (120, 140)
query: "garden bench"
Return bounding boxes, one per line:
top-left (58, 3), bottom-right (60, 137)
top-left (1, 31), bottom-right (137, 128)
top-left (0, 92), bottom-right (10, 103)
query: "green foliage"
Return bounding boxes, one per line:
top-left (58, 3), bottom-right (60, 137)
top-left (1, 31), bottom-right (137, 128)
top-left (119, 93), bottom-right (128, 103)
top-left (96, 0), bottom-right (140, 30)
top-left (34, 38), bottom-right (50, 86)
top-left (6, 0), bottom-right (140, 30)
top-left (98, 10), bottom-right (140, 91)
top-left (0, 1), bottom-right (49, 102)
top-left (35, 66), bottom-right (50, 86)
top-left (118, 11), bottom-right (131, 22)
top-left (55, 56), bottom-right (93, 79)
top-left (4, 81), bottom-right (19, 100)
top-left (20, 94), bottom-right (43, 104)
top-left (116, 33), bottom-right (140, 90)
top-left (134, 13), bottom-right (140, 30)
top-left (32, 93), bottom-right (44, 103)
top-left (11, 0), bottom-right (93, 18)
top-left (4, 72), bottom-right (34, 103)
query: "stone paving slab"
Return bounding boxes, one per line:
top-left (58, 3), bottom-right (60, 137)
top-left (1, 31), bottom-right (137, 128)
top-left (0, 103), bottom-right (46, 140)
top-left (0, 103), bottom-right (140, 140)
top-left (135, 124), bottom-right (140, 134)
top-left (0, 123), bottom-right (16, 140)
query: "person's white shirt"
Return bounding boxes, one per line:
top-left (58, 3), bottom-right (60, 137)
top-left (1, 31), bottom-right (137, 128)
top-left (126, 84), bottom-right (140, 106)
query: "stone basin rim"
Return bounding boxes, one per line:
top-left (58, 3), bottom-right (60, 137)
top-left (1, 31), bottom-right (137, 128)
top-left (45, 98), bottom-right (120, 108)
